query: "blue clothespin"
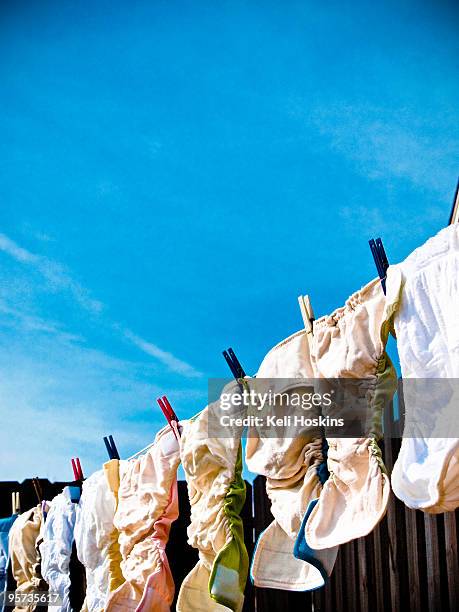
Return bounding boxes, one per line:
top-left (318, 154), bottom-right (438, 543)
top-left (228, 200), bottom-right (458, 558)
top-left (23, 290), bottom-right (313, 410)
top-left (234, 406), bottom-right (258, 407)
top-left (103, 435), bottom-right (120, 460)
top-left (222, 348), bottom-right (246, 379)
top-left (369, 237), bottom-right (389, 294)
top-left (376, 238), bottom-right (389, 273)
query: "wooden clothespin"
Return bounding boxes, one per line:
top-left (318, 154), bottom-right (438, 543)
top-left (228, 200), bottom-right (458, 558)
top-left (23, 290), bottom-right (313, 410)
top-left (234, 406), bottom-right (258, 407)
top-left (157, 396), bottom-right (180, 440)
top-left (103, 435), bottom-right (120, 460)
top-left (32, 477), bottom-right (42, 503)
top-left (448, 179), bottom-right (459, 225)
top-left (11, 491), bottom-right (20, 515)
top-left (298, 294), bottom-right (314, 334)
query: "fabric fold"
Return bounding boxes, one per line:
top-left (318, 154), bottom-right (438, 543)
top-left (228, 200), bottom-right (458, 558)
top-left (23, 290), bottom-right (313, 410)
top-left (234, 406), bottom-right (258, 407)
top-left (103, 460), bottom-right (124, 594)
top-left (388, 223), bottom-right (459, 513)
top-left (304, 277), bottom-right (397, 550)
top-left (177, 395), bottom-right (248, 612)
top-left (9, 505), bottom-right (48, 612)
top-left (39, 487), bottom-right (78, 612)
top-left (0, 513), bottom-right (18, 612)
top-left (74, 469), bottom-right (119, 612)
top-left (106, 424), bottom-right (183, 612)
top-left (245, 330), bottom-right (338, 591)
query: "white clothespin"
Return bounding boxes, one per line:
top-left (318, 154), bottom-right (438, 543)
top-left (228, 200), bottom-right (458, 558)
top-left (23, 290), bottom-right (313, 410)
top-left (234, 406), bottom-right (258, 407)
top-left (298, 294), bottom-right (314, 334)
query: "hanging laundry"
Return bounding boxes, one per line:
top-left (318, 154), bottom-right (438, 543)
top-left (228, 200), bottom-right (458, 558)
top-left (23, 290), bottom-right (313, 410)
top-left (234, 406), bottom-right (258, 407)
top-left (102, 460), bottom-right (124, 593)
top-left (105, 423), bottom-right (183, 612)
top-left (38, 487), bottom-right (80, 612)
top-left (176, 392), bottom-right (248, 612)
top-left (74, 469), bottom-right (120, 612)
top-left (8, 504), bottom-right (48, 612)
top-left (245, 329), bottom-right (338, 592)
top-left (33, 501), bottom-right (51, 596)
top-left (303, 277), bottom-right (398, 550)
top-left (388, 223), bottom-right (459, 512)
top-left (0, 513), bottom-right (18, 612)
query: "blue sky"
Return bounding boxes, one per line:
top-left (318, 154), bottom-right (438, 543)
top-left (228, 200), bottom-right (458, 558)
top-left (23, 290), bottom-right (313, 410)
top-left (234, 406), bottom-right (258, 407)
top-left (0, 0), bottom-right (458, 481)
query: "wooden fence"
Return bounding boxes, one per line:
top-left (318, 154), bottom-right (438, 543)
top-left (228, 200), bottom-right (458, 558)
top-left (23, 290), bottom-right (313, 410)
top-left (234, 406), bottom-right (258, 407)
top-left (1, 400), bottom-right (458, 611)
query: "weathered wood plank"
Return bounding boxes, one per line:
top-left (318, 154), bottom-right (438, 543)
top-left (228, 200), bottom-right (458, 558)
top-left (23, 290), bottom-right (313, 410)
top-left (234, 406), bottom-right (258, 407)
top-left (357, 536), bottom-right (369, 612)
top-left (444, 511), bottom-right (459, 611)
top-left (405, 507), bottom-right (426, 612)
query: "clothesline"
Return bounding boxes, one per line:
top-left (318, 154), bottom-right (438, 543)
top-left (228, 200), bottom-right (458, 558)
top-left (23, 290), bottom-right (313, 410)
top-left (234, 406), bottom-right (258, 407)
top-left (1, 182), bottom-right (458, 612)
top-left (96, 181), bottom-right (459, 470)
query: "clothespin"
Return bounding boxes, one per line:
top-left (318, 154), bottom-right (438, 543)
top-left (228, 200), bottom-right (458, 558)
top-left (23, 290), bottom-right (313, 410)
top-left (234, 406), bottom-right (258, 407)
top-left (448, 179), bottom-right (459, 224)
top-left (11, 491), bottom-right (20, 515)
top-left (157, 396), bottom-right (180, 440)
top-left (32, 477), bottom-right (42, 504)
top-left (71, 458), bottom-right (79, 481)
top-left (369, 237), bottom-right (389, 294)
top-left (69, 457), bottom-right (84, 502)
top-left (376, 238), bottom-right (389, 273)
top-left (222, 348), bottom-right (246, 379)
top-left (41, 500), bottom-right (49, 519)
top-left (103, 435), bottom-right (120, 460)
top-left (71, 457), bottom-right (84, 481)
top-left (76, 457), bottom-right (84, 480)
top-left (298, 294), bottom-right (314, 333)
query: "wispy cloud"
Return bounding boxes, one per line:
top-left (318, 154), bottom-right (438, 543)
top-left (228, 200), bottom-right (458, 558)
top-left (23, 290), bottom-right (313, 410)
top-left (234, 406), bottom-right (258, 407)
top-left (0, 334), bottom-right (151, 480)
top-left (337, 202), bottom-right (445, 243)
top-left (21, 222), bottom-right (55, 243)
top-left (0, 300), bottom-right (83, 343)
top-left (0, 323), bottom-right (205, 480)
top-left (123, 329), bottom-right (202, 378)
top-left (0, 232), bottom-right (202, 377)
top-left (0, 232), bottom-right (104, 314)
top-left (288, 100), bottom-right (458, 200)
top-left (285, 100), bottom-right (458, 245)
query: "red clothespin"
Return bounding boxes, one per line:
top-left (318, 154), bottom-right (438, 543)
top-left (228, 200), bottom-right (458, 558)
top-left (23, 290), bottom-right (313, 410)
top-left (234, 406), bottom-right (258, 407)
top-left (157, 395), bottom-right (180, 440)
top-left (71, 459), bottom-right (78, 481)
top-left (69, 458), bottom-right (84, 503)
top-left (71, 457), bottom-right (84, 481)
top-left (76, 458), bottom-right (84, 480)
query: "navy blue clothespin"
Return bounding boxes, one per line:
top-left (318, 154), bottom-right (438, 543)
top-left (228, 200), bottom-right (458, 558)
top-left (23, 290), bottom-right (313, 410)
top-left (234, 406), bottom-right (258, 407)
top-left (222, 348), bottom-right (246, 379)
top-left (369, 237), bottom-right (389, 294)
top-left (103, 435), bottom-right (120, 460)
